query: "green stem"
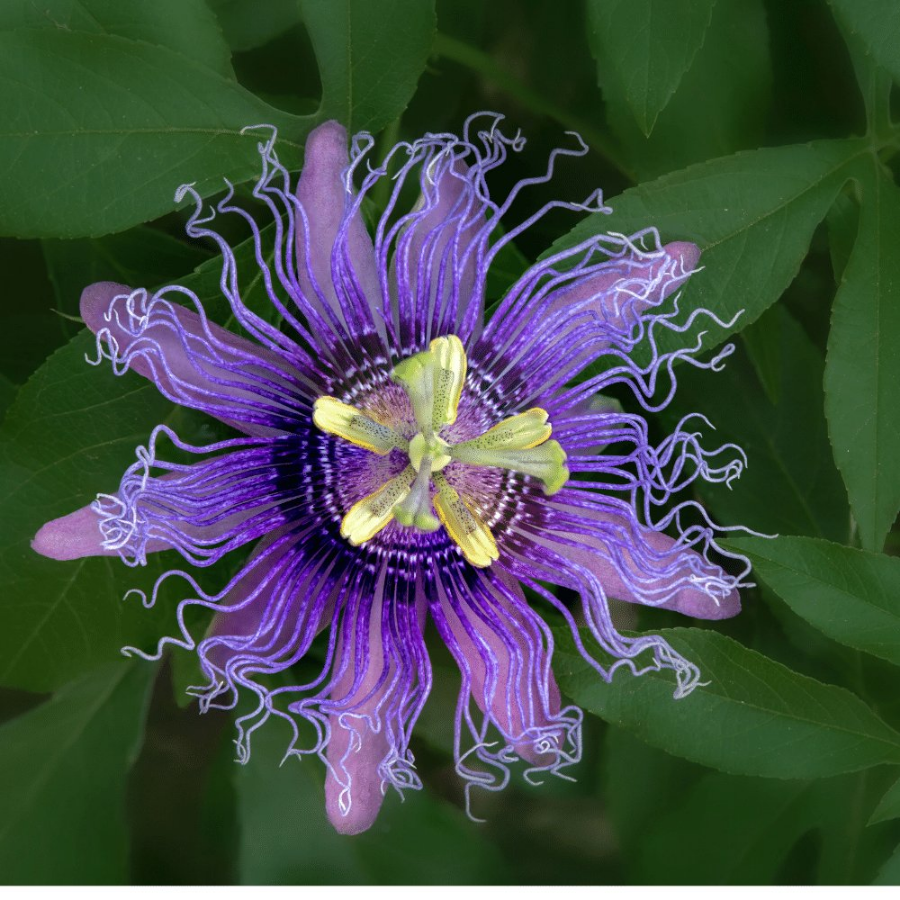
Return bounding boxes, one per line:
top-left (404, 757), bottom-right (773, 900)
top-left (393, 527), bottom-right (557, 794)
top-left (433, 32), bottom-right (633, 180)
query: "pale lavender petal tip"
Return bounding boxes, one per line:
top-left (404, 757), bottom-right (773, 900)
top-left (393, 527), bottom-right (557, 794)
top-left (31, 505), bottom-right (112, 561)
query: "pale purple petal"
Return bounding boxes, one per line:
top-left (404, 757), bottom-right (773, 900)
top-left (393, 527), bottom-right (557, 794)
top-left (295, 121), bottom-right (385, 337)
top-left (81, 282), bottom-right (303, 436)
top-left (31, 506), bottom-right (117, 561)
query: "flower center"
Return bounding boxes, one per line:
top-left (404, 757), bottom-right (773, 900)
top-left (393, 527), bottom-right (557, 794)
top-left (312, 335), bottom-right (568, 567)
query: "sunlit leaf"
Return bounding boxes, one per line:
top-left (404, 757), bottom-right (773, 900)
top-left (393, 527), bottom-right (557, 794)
top-left (0, 30), bottom-right (310, 238)
top-left (549, 139), bottom-right (863, 352)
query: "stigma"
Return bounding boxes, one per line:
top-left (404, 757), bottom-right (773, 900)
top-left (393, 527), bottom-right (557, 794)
top-left (313, 336), bottom-right (568, 567)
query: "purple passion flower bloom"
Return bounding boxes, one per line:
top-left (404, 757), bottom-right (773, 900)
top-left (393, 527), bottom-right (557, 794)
top-left (32, 115), bottom-right (750, 835)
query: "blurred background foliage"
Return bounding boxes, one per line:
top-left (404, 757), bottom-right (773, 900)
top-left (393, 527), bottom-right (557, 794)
top-left (2, 0), bottom-right (900, 886)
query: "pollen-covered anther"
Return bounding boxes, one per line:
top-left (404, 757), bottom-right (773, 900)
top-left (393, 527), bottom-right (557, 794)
top-left (341, 466), bottom-right (416, 545)
top-left (433, 473), bottom-right (499, 568)
top-left (313, 396), bottom-right (407, 455)
top-left (313, 335), bottom-right (569, 564)
top-left (392, 335), bottom-right (466, 434)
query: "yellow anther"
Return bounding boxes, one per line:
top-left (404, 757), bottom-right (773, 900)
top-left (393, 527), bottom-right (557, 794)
top-left (453, 408), bottom-right (551, 453)
top-left (340, 467), bottom-right (416, 545)
top-left (391, 335), bottom-right (467, 435)
top-left (453, 439), bottom-right (569, 495)
top-left (433, 474), bottom-right (499, 568)
top-left (313, 397), bottom-right (406, 455)
top-left (428, 335), bottom-right (467, 431)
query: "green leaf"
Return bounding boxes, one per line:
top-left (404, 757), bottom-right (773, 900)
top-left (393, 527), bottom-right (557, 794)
top-left (639, 769), bottom-right (893, 884)
top-left (554, 626), bottom-right (900, 778)
top-left (43, 227), bottom-right (212, 321)
top-left (733, 536), bottom-right (900, 667)
top-left (667, 305), bottom-right (849, 541)
top-left (0, 0), bottom-right (234, 77)
top-left (876, 843), bottom-right (900, 885)
top-left (871, 773), bottom-right (900, 825)
top-left (0, 372), bottom-right (16, 423)
top-left (0, 331), bottom-right (178, 691)
top-left (301, 0), bottom-right (436, 133)
top-left (827, 190), bottom-right (860, 284)
top-left (0, 662), bottom-right (153, 884)
top-left (828, 0), bottom-right (900, 88)
top-left (597, 0), bottom-right (771, 181)
top-left (0, 30), bottom-right (311, 239)
top-left (210, 0), bottom-right (304, 52)
top-left (234, 711), bottom-right (510, 884)
top-left (640, 772), bottom-right (814, 884)
top-left (587, 0), bottom-right (717, 136)
top-left (549, 139), bottom-right (862, 352)
top-left (824, 162), bottom-right (900, 552)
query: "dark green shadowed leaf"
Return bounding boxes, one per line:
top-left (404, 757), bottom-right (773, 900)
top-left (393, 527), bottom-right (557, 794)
top-left (234, 712), bottom-right (510, 884)
top-left (234, 713), bottom-right (366, 884)
top-left (595, 0), bottom-right (771, 179)
top-left (876, 844), bottom-right (900, 885)
top-left (554, 627), bottom-right (900, 778)
top-left (828, 0), bottom-right (900, 88)
top-left (43, 228), bottom-right (213, 323)
top-left (871, 773), bottom-right (900, 825)
top-left (638, 770), bottom-right (893, 885)
top-left (0, 0), bottom-right (234, 77)
top-left (209, 0), bottom-right (304, 53)
top-left (0, 331), bottom-right (179, 691)
top-left (301, 0), bottom-right (436, 133)
top-left (0, 373), bottom-right (16, 423)
top-left (826, 191), bottom-right (859, 285)
top-left (667, 305), bottom-right (849, 541)
top-left (0, 662), bottom-right (154, 884)
top-left (732, 536), bottom-right (900, 667)
top-left (824, 162), bottom-right (900, 553)
top-left (639, 772), bottom-right (814, 884)
top-left (0, 30), bottom-right (311, 239)
top-left (548, 139), bottom-right (863, 352)
top-left (586, 0), bottom-right (718, 136)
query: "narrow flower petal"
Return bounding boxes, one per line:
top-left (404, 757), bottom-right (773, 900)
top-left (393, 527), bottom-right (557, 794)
top-left (31, 506), bottom-right (118, 561)
top-left (549, 241), bottom-right (700, 331)
top-left (390, 158), bottom-right (486, 341)
top-left (325, 589), bottom-right (429, 835)
top-left (430, 570), bottom-right (578, 771)
top-left (81, 282), bottom-right (305, 436)
top-left (566, 525), bottom-right (742, 620)
top-left (295, 121), bottom-right (385, 339)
